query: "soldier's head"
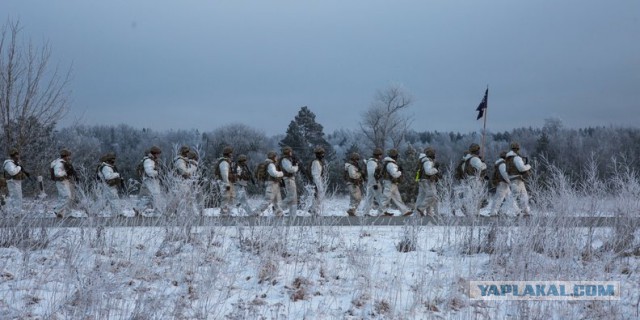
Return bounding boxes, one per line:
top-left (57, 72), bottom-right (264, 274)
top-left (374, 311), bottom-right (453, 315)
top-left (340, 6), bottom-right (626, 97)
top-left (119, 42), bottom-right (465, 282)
top-left (187, 150), bottom-right (198, 161)
top-left (237, 154), bottom-right (247, 163)
top-left (350, 152), bottom-right (360, 162)
top-left (314, 146), bottom-right (325, 159)
top-left (8, 148), bottom-right (19, 159)
top-left (149, 146), bottom-right (162, 158)
top-left (222, 146), bottom-right (233, 157)
top-left (267, 151), bottom-right (277, 161)
top-left (469, 143), bottom-right (480, 155)
top-left (60, 149), bottom-right (72, 160)
top-left (499, 151), bottom-right (508, 159)
top-left (281, 146), bottom-right (293, 157)
top-left (179, 145), bottom-right (190, 157)
top-left (373, 148), bottom-right (384, 159)
top-left (387, 148), bottom-right (399, 160)
top-left (104, 152), bottom-right (116, 164)
top-left (424, 147), bottom-right (436, 159)
top-left (510, 142), bottom-right (520, 152)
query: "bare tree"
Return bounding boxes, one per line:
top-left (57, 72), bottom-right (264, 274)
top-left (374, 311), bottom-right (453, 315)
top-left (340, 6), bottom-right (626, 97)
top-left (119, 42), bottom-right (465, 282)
top-left (360, 84), bottom-right (413, 151)
top-left (0, 20), bottom-right (71, 154)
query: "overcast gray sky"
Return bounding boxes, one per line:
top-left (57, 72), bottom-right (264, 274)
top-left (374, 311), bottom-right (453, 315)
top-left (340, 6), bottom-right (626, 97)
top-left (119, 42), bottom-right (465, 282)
top-left (2, 0), bottom-right (639, 135)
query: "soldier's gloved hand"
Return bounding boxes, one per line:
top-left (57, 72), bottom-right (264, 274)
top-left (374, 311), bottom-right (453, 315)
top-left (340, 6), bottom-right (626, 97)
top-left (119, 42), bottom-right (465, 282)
top-left (225, 185), bottom-right (231, 191)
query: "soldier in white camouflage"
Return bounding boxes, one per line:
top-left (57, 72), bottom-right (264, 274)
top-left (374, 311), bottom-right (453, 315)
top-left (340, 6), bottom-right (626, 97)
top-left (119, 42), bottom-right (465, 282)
top-left (344, 152), bottom-right (363, 216)
top-left (97, 152), bottom-right (122, 216)
top-left (412, 147), bottom-right (440, 217)
top-left (256, 151), bottom-right (285, 216)
top-left (3, 148), bottom-right (29, 214)
top-left (279, 146), bottom-right (299, 215)
top-left (216, 146), bottom-right (236, 216)
top-left (233, 154), bottom-right (254, 215)
top-left (505, 142), bottom-right (532, 216)
top-left (380, 149), bottom-right (412, 216)
top-left (362, 148), bottom-right (384, 216)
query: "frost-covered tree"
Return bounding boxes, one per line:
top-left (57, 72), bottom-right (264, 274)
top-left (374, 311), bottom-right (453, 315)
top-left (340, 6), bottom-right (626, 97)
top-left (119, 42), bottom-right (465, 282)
top-left (360, 84), bottom-right (413, 151)
top-left (0, 20), bottom-right (70, 155)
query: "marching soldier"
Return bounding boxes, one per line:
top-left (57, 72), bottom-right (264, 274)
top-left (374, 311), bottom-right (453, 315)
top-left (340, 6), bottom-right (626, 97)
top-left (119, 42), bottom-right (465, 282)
top-left (279, 146), bottom-right (299, 215)
top-left (216, 146), bottom-right (236, 216)
top-left (489, 151), bottom-right (510, 216)
top-left (3, 148), bottom-right (29, 214)
top-left (455, 143), bottom-right (488, 216)
top-left (50, 149), bottom-right (78, 218)
top-left (233, 154), bottom-right (254, 215)
top-left (380, 149), bottom-right (412, 216)
top-left (256, 151), bottom-right (285, 216)
top-left (413, 147), bottom-right (440, 217)
top-left (174, 145), bottom-right (192, 179)
top-left (136, 146), bottom-right (163, 215)
top-left (97, 152), bottom-right (122, 215)
top-left (362, 148), bottom-right (384, 216)
top-left (344, 152), bottom-right (363, 216)
top-left (506, 142), bottom-right (532, 216)
top-left (310, 146), bottom-right (326, 215)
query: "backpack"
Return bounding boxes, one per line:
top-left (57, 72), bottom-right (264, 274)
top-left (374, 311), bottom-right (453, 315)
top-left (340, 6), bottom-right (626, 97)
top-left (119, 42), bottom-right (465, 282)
top-left (454, 157), bottom-right (470, 180)
top-left (255, 160), bottom-right (270, 182)
top-left (96, 163), bottom-right (105, 181)
top-left (367, 159), bottom-right (383, 181)
top-left (136, 157), bottom-right (149, 179)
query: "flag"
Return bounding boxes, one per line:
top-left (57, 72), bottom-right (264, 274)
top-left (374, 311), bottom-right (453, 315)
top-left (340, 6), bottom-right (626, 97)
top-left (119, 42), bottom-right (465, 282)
top-left (476, 88), bottom-right (488, 120)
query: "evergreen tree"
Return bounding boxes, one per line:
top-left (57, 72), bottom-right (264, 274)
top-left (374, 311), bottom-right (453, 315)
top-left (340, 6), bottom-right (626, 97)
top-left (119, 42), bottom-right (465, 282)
top-left (279, 106), bottom-right (334, 165)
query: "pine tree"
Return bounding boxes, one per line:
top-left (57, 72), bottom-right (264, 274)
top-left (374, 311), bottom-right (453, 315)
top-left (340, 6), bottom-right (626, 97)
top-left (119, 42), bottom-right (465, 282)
top-left (279, 106), bottom-right (334, 165)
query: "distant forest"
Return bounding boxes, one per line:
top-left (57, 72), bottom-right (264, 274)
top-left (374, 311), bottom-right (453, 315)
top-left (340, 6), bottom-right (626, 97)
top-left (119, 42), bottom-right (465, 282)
top-left (5, 107), bottom-right (639, 197)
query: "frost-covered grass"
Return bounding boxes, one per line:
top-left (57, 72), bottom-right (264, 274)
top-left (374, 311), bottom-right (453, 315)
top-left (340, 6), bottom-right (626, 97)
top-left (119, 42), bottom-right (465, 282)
top-left (0, 161), bottom-right (639, 319)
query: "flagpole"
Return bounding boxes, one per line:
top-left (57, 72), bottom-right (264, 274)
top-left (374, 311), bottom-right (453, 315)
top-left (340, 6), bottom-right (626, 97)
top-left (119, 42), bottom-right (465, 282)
top-left (480, 86), bottom-right (488, 159)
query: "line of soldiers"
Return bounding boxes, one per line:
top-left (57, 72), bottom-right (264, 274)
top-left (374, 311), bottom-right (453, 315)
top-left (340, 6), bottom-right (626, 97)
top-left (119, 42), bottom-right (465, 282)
top-left (1, 141), bottom-right (532, 217)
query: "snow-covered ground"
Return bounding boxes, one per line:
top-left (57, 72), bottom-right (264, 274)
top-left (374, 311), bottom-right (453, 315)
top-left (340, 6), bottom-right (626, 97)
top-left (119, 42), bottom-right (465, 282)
top-left (1, 192), bottom-right (639, 319)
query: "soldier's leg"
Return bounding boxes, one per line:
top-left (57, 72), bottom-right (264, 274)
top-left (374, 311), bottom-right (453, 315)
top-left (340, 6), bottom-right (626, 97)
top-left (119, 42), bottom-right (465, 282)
top-left (489, 182), bottom-right (510, 216)
top-left (512, 180), bottom-right (531, 215)
top-left (425, 181), bottom-right (439, 216)
top-left (283, 178), bottom-right (297, 215)
top-left (415, 180), bottom-right (427, 214)
top-left (380, 180), bottom-right (394, 215)
top-left (390, 184), bottom-right (410, 214)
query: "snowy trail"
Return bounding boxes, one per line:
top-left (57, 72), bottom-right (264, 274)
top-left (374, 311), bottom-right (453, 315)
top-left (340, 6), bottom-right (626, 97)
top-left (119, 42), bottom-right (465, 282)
top-left (1, 215), bottom-right (638, 228)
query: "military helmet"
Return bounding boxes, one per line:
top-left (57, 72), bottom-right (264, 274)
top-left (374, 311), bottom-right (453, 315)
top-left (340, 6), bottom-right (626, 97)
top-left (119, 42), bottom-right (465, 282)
top-left (237, 154), bottom-right (247, 162)
top-left (469, 143), bottom-right (480, 153)
top-left (100, 152), bottom-right (115, 163)
top-left (223, 146), bottom-right (233, 156)
top-left (387, 148), bottom-right (399, 157)
top-left (373, 148), bottom-right (383, 156)
top-left (314, 146), bottom-right (325, 154)
top-left (350, 152), bottom-right (360, 161)
top-left (9, 148), bottom-right (19, 157)
top-left (424, 147), bottom-right (436, 158)
top-left (499, 151), bottom-right (508, 159)
top-left (282, 146), bottom-right (292, 155)
top-left (179, 145), bottom-right (190, 155)
top-left (267, 151), bottom-right (277, 160)
top-left (149, 146), bottom-right (162, 155)
top-left (187, 150), bottom-right (198, 160)
top-left (510, 142), bottom-right (520, 151)
top-left (60, 149), bottom-right (72, 157)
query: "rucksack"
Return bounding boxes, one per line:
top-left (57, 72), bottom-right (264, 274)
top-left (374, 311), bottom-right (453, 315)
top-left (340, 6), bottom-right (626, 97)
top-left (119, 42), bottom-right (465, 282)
top-left (136, 157), bottom-right (149, 179)
top-left (367, 159), bottom-right (383, 181)
top-left (454, 158), bottom-right (469, 180)
top-left (96, 163), bottom-right (105, 181)
top-left (255, 160), bottom-right (269, 182)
